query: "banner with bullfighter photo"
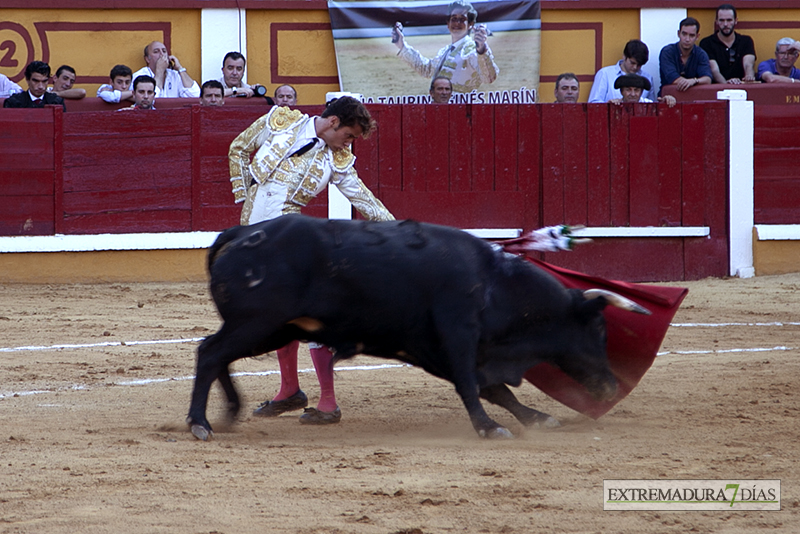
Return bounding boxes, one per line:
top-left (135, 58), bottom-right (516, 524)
top-left (328, 0), bottom-right (541, 104)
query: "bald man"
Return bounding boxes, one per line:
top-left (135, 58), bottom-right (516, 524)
top-left (130, 40), bottom-right (200, 98)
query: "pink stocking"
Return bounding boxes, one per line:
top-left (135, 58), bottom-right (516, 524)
top-left (310, 345), bottom-right (338, 412)
top-left (273, 340), bottom-right (301, 401)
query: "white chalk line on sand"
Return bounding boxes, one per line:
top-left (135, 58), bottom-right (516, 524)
top-left (0, 363), bottom-right (408, 400)
top-left (671, 322), bottom-right (800, 327)
top-left (1, 322), bottom-right (797, 400)
top-left (657, 346), bottom-right (795, 356)
top-left (1, 321), bottom-right (797, 355)
top-left (0, 337), bottom-right (206, 353)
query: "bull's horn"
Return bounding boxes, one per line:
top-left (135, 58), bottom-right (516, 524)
top-left (583, 289), bottom-right (652, 315)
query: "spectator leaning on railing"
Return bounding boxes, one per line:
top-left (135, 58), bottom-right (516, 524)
top-left (757, 38), bottom-right (800, 83)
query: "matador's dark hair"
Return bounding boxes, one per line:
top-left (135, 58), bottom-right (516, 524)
top-left (321, 96), bottom-right (376, 139)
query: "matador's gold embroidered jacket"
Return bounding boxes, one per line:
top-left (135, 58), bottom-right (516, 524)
top-left (228, 106), bottom-right (394, 225)
top-left (398, 34), bottom-right (498, 93)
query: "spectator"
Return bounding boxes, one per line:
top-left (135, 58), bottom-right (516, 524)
top-left (200, 80), bottom-right (224, 106)
top-left (219, 51), bottom-right (255, 98)
top-left (228, 97), bottom-right (394, 425)
top-left (659, 17), bottom-right (713, 95)
top-left (274, 84), bottom-right (297, 106)
top-left (118, 75), bottom-right (156, 111)
top-left (3, 61), bottom-right (65, 110)
top-left (97, 64), bottom-right (134, 104)
top-left (429, 76), bottom-right (453, 103)
top-left (0, 72), bottom-right (22, 98)
top-left (588, 40), bottom-right (655, 102)
top-left (609, 74), bottom-right (677, 107)
top-left (49, 65), bottom-right (86, 99)
top-left (699, 4), bottom-right (756, 84)
top-left (757, 38), bottom-right (800, 83)
top-left (393, 0), bottom-right (498, 93)
top-left (554, 73), bottom-right (580, 103)
top-left (131, 41), bottom-right (200, 98)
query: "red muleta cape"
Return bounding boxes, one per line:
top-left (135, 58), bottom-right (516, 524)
top-left (523, 259), bottom-right (688, 419)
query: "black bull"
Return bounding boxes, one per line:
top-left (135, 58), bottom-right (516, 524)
top-left (187, 214), bottom-right (649, 440)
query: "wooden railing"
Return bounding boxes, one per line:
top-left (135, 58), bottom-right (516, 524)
top-left (0, 102), bottom-right (731, 281)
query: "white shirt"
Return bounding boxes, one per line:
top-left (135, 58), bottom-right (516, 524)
top-left (218, 77), bottom-right (253, 93)
top-left (0, 73), bottom-right (22, 98)
top-left (96, 84), bottom-right (124, 103)
top-left (588, 60), bottom-right (655, 103)
top-left (131, 66), bottom-right (200, 98)
top-left (290, 118), bottom-right (322, 155)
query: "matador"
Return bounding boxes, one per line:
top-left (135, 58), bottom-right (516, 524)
top-left (228, 97), bottom-right (394, 424)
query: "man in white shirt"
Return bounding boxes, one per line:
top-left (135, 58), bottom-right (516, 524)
top-left (96, 64), bottom-right (134, 104)
top-left (588, 39), bottom-right (655, 103)
top-left (218, 51), bottom-right (256, 98)
top-left (0, 72), bottom-right (22, 98)
top-left (130, 41), bottom-right (200, 98)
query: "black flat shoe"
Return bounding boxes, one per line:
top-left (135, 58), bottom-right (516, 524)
top-left (298, 406), bottom-right (342, 425)
top-left (252, 390), bottom-right (308, 417)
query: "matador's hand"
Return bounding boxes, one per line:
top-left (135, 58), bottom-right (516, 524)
top-left (473, 24), bottom-right (488, 54)
top-left (392, 22), bottom-right (405, 50)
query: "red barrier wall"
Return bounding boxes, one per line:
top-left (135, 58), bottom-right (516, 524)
top-left (754, 105), bottom-right (800, 225)
top-left (0, 102), bottom-right (731, 281)
top-left (0, 108), bottom-right (60, 236)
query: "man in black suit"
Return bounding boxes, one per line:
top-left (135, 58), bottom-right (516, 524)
top-left (3, 61), bottom-right (66, 110)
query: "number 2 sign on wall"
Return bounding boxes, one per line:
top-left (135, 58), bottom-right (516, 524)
top-left (0, 22), bottom-right (34, 82)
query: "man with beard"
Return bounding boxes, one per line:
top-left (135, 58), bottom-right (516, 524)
top-left (392, 0), bottom-right (499, 93)
top-left (117, 75), bottom-right (156, 111)
top-left (699, 4), bottom-right (756, 84)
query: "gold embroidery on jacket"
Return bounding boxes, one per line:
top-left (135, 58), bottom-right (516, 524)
top-left (268, 106), bottom-right (303, 131)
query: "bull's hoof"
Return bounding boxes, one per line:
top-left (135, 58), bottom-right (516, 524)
top-left (530, 416), bottom-right (561, 429)
top-left (543, 416), bottom-right (561, 428)
top-left (191, 424), bottom-right (214, 441)
top-left (479, 427), bottom-right (515, 439)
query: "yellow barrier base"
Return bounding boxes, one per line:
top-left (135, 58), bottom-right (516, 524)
top-left (0, 250), bottom-right (208, 284)
top-left (754, 239), bottom-right (800, 276)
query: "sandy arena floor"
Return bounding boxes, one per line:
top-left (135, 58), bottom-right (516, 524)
top-left (1, 273), bottom-right (798, 533)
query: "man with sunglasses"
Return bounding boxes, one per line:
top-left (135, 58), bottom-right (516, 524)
top-left (699, 4), bottom-right (756, 84)
top-left (392, 0), bottom-right (499, 93)
top-left (757, 37), bottom-right (800, 83)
